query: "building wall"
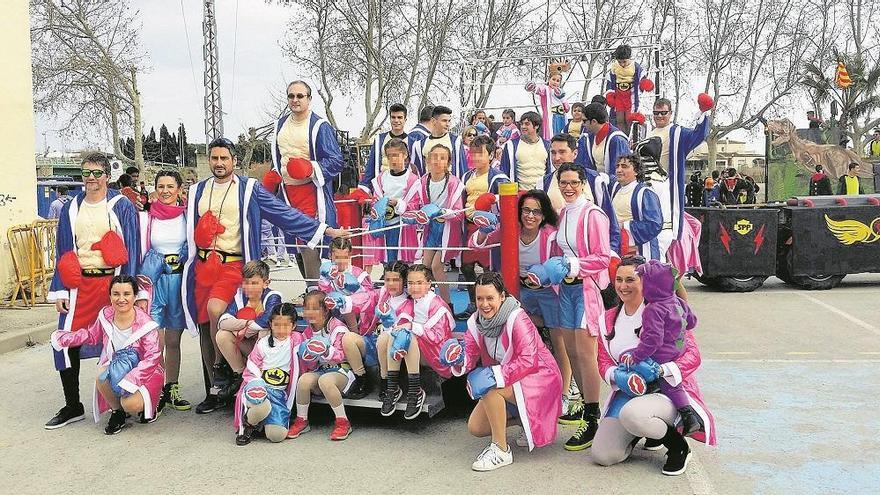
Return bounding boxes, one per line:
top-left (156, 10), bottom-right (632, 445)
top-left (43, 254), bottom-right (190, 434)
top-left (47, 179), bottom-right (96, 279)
top-left (0, 1), bottom-right (38, 300)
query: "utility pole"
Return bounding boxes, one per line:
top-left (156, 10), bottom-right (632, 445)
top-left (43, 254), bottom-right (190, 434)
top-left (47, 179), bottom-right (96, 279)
top-left (203, 0), bottom-right (224, 149)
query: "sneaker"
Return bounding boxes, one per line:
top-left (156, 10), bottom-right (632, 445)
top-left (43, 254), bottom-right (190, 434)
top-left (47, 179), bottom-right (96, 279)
top-left (138, 409), bottom-right (160, 424)
top-left (166, 383), bottom-right (192, 411)
top-left (558, 399), bottom-right (584, 425)
top-left (454, 304), bottom-right (477, 321)
top-left (380, 387), bottom-right (403, 417)
top-left (564, 418), bottom-right (598, 451)
top-left (330, 417), bottom-right (352, 440)
top-left (344, 374), bottom-right (370, 400)
top-left (287, 417), bottom-right (310, 438)
top-left (514, 427), bottom-right (530, 448)
top-left (471, 442), bottom-right (513, 472)
top-left (236, 424), bottom-right (255, 446)
top-left (45, 403), bottom-right (85, 430)
top-left (644, 437), bottom-right (665, 451)
top-left (195, 394), bottom-right (222, 415)
top-left (104, 409), bottom-right (127, 435)
top-left (662, 441), bottom-right (692, 476)
top-left (218, 373), bottom-right (243, 401)
top-left (403, 388), bottom-right (425, 420)
top-left (212, 362), bottom-right (231, 390)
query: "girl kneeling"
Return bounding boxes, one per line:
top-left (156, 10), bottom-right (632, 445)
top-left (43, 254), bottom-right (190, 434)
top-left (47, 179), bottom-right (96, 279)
top-left (50, 275), bottom-right (164, 435)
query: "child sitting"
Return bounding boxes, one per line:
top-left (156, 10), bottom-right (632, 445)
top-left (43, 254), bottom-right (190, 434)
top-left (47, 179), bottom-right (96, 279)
top-left (619, 259), bottom-right (702, 435)
top-left (233, 303), bottom-right (304, 445)
top-left (287, 291), bottom-right (354, 441)
top-left (216, 260), bottom-right (283, 401)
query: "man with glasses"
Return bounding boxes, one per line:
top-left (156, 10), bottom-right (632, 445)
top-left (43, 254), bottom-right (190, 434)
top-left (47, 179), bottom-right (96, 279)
top-left (356, 103), bottom-right (409, 195)
top-left (264, 80), bottom-right (344, 294)
top-left (647, 95), bottom-right (713, 258)
top-left (183, 138), bottom-right (349, 413)
top-left (411, 105), bottom-right (468, 178)
top-left (499, 111), bottom-right (551, 190)
top-left (45, 152), bottom-right (143, 429)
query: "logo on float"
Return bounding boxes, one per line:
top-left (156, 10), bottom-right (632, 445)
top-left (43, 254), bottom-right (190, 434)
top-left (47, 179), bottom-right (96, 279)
top-left (825, 215), bottom-right (880, 245)
top-left (733, 219), bottom-right (753, 236)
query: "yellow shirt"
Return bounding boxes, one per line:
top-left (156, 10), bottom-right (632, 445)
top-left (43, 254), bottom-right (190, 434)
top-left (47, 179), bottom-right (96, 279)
top-left (870, 140), bottom-right (880, 157)
top-left (198, 177), bottom-right (243, 254)
top-left (844, 175), bottom-right (860, 195)
top-left (76, 199), bottom-right (111, 269)
top-left (465, 170), bottom-right (490, 219)
top-left (649, 125), bottom-right (671, 173)
top-left (422, 133), bottom-right (454, 164)
top-left (611, 60), bottom-right (636, 84)
top-left (612, 181), bottom-right (636, 224)
top-left (567, 121), bottom-right (583, 139)
top-left (516, 139), bottom-right (548, 189)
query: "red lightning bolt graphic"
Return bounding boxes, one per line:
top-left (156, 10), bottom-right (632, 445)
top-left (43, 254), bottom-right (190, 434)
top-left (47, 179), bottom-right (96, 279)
top-left (719, 222), bottom-right (731, 254)
top-left (753, 224), bottom-right (766, 255)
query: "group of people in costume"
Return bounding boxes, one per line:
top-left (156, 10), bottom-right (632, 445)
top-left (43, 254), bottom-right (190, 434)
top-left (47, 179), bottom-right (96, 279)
top-left (44, 54), bottom-right (716, 476)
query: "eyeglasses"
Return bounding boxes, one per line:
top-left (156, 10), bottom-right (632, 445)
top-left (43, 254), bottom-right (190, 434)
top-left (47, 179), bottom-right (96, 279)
top-left (466, 133), bottom-right (477, 138)
top-left (521, 207), bottom-right (544, 217)
top-left (559, 180), bottom-right (582, 189)
top-left (652, 110), bottom-right (671, 116)
top-left (287, 93), bottom-right (311, 100)
top-left (81, 169), bottom-right (106, 178)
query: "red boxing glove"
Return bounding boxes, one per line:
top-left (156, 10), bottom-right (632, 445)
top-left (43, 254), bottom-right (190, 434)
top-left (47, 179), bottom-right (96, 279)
top-left (120, 186), bottom-right (140, 206)
top-left (262, 170), bottom-right (283, 193)
top-left (604, 92), bottom-right (617, 108)
top-left (195, 251), bottom-right (222, 288)
top-left (349, 188), bottom-right (372, 205)
top-left (91, 231), bottom-right (129, 267)
top-left (286, 157), bottom-right (313, 180)
top-left (698, 93), bottom-right (715, 112)
top-left (639, 78), bottom-right (655, 92)
top-left (237, 307), bottom-right (257, 321)
top-left (628, 112), bottom-right (646, 125)
top-left (608, 256), bottom-right (621, 282)
top-left (194, 211), bottom-right (225, 249)
top-left (57, 251), bottom-right (82, 289)
top-left (474, 193), bottom-right (497, 212)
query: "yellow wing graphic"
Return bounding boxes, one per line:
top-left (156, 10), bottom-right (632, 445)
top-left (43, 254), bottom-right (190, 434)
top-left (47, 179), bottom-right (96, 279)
top-left (824, 215), bottom-right (877, 245)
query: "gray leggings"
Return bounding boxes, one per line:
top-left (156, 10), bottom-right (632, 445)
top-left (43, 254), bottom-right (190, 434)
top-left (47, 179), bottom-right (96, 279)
top-left (591, 393), bottom-right (678, 467)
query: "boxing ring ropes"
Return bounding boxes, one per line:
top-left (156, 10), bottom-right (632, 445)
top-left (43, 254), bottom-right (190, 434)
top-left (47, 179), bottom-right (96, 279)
top-left (264, 183), bottom-right (525, 297)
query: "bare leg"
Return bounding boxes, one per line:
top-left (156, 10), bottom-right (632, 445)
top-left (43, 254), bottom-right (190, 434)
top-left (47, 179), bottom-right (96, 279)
top-left (467, 386), bottom-right (516, 450)
top-left (549, 328), bottom-right (573, 393)
top-left (424, 249), bottom-right (449, 302)
top-left (120, 391), bottom-right (145, 415)
top-left (163, 330), bottom-right (182, 383)
top-left (207, 297), bottom-right (229, 366)
top-left (96, 371), bottom-right (121, 410)
top-left (341, 313), bottom-right (358, 333)
top-left (216, 330), bottom-right (246, 373)
top-left (245, 399), bottom-right (271, 425)
top-left (377, 333), bottom-right (391, 378)
top-left (402, 337), bottom-right (421, 373)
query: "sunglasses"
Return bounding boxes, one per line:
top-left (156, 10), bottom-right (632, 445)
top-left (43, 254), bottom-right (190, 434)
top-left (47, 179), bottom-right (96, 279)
top-left (653, 110), bottom-right (671, 116)
top-left (466, 133), bottom-right (477, 138)
top-left (287, 93), bottom-right (311, 100)
top-left (81, 169), bottom-right (107, 178)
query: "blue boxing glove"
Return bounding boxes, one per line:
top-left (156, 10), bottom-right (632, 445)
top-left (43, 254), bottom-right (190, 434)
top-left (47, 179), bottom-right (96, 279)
top-left (472, 211), bottom-right (498, 234)
top-left (389, 328), bottom-right (412, 361)
top-left (613, 365), bottom-right (648, 398)
top-left (100, 347), bottom-right (140, 397)
top-left (368, 197), bottom-right (390, 237)
top-left (475, 122), bottom-right (489, 134)
top-left (298, 338), bottom-right (329, 362)
top-left (542, 256), bottom-right (571, 285)
top-left (632, 358), bottom-right (661, 383)
top-left (421, 203), bottom-right (443, 221)
top-left (375, 300), bottom-right (396, 329)
top-left (341, 272), bottom-right (361, 294)
top-left (320, 260), bottom-right (338, 279)
top-left (242, 379), bottom-right (268, 406)
top-left (525, 263), bottom-right (551, 288)
top-left (466, 366), bottom-right (497, 400)
top-left (439, 338), bottom-right (465, 367)
top-left (323, 291), bottom-right (348, 312)
top-left (138, 248), bottom-right (165, 283)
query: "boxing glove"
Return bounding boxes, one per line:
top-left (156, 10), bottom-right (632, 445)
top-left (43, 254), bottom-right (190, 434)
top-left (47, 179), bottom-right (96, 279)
top-left (349, 188), bottom-right (372, 205)
top-left (389, 328), bottom-right (412, 361)
top-left (472, 211), bottom-right (498, 234)
top-left (242, 379), bottom-right (269, 406)
top-left (639, 78), bottom-right (655, 92)
top-left (286, 157), bottom-right (313, 180)
top-left (57, 251), bottom-right (82, 289)
top-left (439, 338), bottom-right (465, 367)
top-left (375, 300), bottom-right (396, 329)
top-left (319, 260), bottom-right (338, 279)
top-left (323, 291), bottom-right (348, 312)
top-left (542, 256), bottom-right (571, 285)
top-left (525, 263), bottom-right (551, 288)
top-left (194, 210), bottom-right (225, 249)
top-left (262, 170), bottom-right (283, 193)
top-left (632, 357), bottom-right (662, 383)
top-left (474, 192), bottom-right (497, 212)
top-left (466, 366), bottom-right (497, 400)
top-left (91, 231), bottom-right (129, 267)
top-left (139, 249), bottom-right (165, 284)
top-left (697, 93), bottom-right (714, 112)
top-left (613, 366), bottom-right (648, 398)
top-left (619, 351), bottom-right (636, 368)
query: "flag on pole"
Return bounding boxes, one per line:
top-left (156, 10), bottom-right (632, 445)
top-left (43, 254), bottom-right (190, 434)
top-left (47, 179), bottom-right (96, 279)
top-left (835, 61), bottom-right (852, 89)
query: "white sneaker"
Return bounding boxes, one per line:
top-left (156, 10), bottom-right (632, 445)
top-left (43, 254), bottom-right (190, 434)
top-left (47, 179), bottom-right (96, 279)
top-left (472, 442), bottom-right (513, 471)
top-left (514, 427), bottom-right (529, 448)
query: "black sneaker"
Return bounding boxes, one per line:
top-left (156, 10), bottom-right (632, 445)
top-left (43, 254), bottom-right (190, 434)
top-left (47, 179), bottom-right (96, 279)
top-left (45, 403), bottom-right (85, 430)
top-left (454, 304), bottom-right (477, 321)
top-left (378, 378), bottom-right (388, 403)
top-left (558, 398), bottom-right (585, 425)
top-left (380, 387), bottom-right (403, 417)
top-left (678, 405), bottom-right (704, 436)
top-left (643, 437), bottom-right (664, 451)
top-left (236, 424), bottom-right (255, 446)
top-left (212, 362), bottom-right (231, 390)
top-left (195, 394), bottom-right (222, 414)
top-left (138, 409), bottom-right (160, 424)
top-left (104, 409), bottom-right (127, 435)
top-left (563, 418), bottom-right (598, 451)
top-left (404, 388), bottom-right (425, 420)
top-left (662, 438), bottom-right (692, 475)
top-left (218, 372), bottom-right (243, 401)
top-left (345, 374), bottom-right (371, 400)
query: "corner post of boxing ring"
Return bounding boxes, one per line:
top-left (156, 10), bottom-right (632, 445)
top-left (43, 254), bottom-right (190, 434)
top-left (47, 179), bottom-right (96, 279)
top-left (499, 182), bottom-right (520, 298)
top-left (336, 190), bottom-right (364, 269)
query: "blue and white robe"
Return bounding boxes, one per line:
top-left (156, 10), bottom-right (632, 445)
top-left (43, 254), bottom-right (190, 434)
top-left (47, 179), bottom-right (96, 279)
top-left (461, 167), bottom-right (511, 269)
top-left (538, 168), bottom-right (622, 255)
top-left (604, 62), bottom-right (645, 116)
top-left (181, 176), bottom-right (326, 333)
top-left (219, 287), bottom-right (284, 332)
top-left (410, 132), bottom-right (468, 179)
top-left (577, 125), bottom-right (630, 176)
top-left (358, 131), bottom-right (408, 193)
top-left (271, 111), bottom-right (343, 230)
top-left (610, 181), bottom-right (663, 260)
top-left (406, 123), bottom-right (431, 168)
top-left (48, 189), bottom-right (141, 367)
top-left (656, 112), bottom-right (711, 240)
top-left (499, 137), bottom-right (552, 187)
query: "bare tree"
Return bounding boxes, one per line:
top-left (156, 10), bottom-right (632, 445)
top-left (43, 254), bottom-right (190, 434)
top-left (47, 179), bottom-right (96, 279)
top-left (30, 0), bottom-right (146, 167)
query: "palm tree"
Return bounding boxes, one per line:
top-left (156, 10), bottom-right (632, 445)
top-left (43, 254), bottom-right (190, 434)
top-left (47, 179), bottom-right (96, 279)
top-left (801, 53), bottom-right (880, 154)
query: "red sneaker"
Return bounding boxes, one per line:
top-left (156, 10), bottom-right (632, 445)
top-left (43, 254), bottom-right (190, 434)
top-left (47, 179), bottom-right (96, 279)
top-left (287, 417), bottom-right (310, 439)
top-left (330, 417), bottom-right (352, 441)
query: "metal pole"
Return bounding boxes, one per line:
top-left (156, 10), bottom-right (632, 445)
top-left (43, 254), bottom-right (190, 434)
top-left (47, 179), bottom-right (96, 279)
top-left (499, 182), bottom-right (520, 298)
top-left (203, 0), bottom-right (224, 149)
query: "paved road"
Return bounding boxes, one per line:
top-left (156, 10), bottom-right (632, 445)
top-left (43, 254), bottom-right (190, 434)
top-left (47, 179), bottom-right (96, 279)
top-left (4, 271), bottom-right (880, 494)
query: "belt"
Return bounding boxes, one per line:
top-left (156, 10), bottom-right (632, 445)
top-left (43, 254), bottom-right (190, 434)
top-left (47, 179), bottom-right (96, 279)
top-left (318, 362), bottom-right (352, 372)
top-left (615, 82), bottom-right (633, 91)
top-left (82, 268), bottom-right (115, 277)
top-left (662, 222), bottom-right (673, 231)
top-left (562, 277), bottom-right (583, 285)
top-left (197, 248), bottom-right (243, 263)
top-left (164, 253), bottom-right (184, 274)
top-left (520, 276), bottom-right (542, 290)
top-left (551, 105), bottom-right (565, 114)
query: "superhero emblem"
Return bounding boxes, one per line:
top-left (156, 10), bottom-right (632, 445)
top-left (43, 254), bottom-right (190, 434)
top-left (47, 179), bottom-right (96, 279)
top-left (442, 341), bottom-right (463, 364)
top-left (719, 222), bottom-right (731, 254)
top-left (525, 272), bottom-right (542, 289)
top-left (262, 367), bottom-right (290, 387)
top-left (825, 215), bottom-right (880, 245)
top-left (733, 219), bottom-right (753, 235)
top-left (324, 296), bottom-right (338, 310)
top-left (627, 373), bottom-right (646, 396)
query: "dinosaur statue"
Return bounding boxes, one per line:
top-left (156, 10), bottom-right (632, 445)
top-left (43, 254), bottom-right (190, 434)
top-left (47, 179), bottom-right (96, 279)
top-left (767, 118), bottom-right (872, 179)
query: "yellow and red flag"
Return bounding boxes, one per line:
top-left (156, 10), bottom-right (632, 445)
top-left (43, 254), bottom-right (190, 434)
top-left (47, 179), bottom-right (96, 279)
top-left (835, 61), bottom-right (852, 88)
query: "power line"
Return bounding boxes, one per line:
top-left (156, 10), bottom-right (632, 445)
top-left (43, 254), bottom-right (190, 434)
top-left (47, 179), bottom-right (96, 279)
top-left (179, 0), bottom-right (200, 99)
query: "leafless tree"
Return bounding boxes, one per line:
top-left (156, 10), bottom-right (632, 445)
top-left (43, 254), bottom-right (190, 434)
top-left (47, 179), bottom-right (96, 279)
top-left (30, 0), bottom-right (146, 168)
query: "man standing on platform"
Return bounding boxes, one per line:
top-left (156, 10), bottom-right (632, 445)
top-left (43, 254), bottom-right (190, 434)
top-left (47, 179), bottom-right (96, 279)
top-left (184, 138), bottom-right (348, 414)
top-left (499, 111), bottom-right (551, 190)
top-left (358, 103), bottom-right (409, 193)
top-left (411, 105), bottom-right (468, 178)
